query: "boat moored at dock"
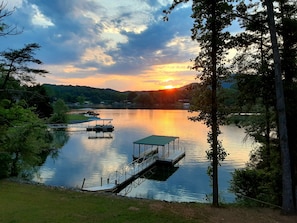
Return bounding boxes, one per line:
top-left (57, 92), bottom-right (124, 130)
top-left (86, 118), bottom-right (114, 132)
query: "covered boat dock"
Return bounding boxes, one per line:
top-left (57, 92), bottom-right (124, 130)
top-left (133, 135), bottom-right (184, 164)
top-left (82, 135), bottom-right (185, 192)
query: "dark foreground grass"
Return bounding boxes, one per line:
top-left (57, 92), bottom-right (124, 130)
top-left (1, 180), bottom-right (296, 223)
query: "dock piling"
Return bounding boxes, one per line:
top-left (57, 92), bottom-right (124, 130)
top-left (81, 178), bottom-right (85, 189)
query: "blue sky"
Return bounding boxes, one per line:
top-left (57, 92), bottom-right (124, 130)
top-left (1, 0), bottom-right (239, 91)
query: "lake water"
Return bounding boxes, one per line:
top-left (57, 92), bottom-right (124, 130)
top-left (33, 109), bottom-right (255, 203)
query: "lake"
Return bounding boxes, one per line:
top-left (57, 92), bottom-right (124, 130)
top-left (33, 109), bottom-right (254, 203)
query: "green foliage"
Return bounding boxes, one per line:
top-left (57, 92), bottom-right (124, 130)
top-left (134, 92), bottom-right (154, 107)
top-left (0, 99), bottom-right (51, 178)
top-left (43, 84), bottom-right (127, 104)
top-left (166, 0), bottom-right (236, 206)
top-left (228, 0), bottom-right (297, 210)
top-left (230, 168), bottom-right (281, 207)
top-left (49, 99), bottom-right (69, 124)
top-left (49, 130), bottom-right (69, 151)
top-left (0, 43), bottom-right (48, 90)
top-left (24, 85), bottom-right (53, 118)
top-left (0, 3), bottom-right (54, 179)
top-left (0, 152), bottom-right (10, 178)
top-left (76, 95), bottom-right (85, 105)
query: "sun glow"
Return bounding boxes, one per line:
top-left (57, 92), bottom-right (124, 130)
top-left (164, 85), bottom-right (174, 89)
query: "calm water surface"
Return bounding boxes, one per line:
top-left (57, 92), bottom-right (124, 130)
top-left (34, 109), bottom-right (255, 203)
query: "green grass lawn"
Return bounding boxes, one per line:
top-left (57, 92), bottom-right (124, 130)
top-left (66, 113), bottom-right (90, 123)
top-left (0, 180), bottom-right (296, 223)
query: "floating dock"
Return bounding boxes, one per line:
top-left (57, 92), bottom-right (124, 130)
top-left (86, 118), bottom-right (114, 132)
top-left (82, 135), bottom-right (185, 192)
top-left (47, 124), bottom-right (68, 129)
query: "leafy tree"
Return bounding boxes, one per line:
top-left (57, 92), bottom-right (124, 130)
top-left (277, 0), bottom-right (297, 211)
top-left (22, 85), bottom-right (53, 118)
top-left (77, 95), bottom-right (86, 105)
top-left (134, 92), bottom-right (154, 108)
top-left (127, 91), bottom-right (138, 102)
top-left (0, 99), bottom-right (51, 177)
top-left (49, 99), bottom-right (69, 124)
top-left (164, 0), bottom-right (235, 206)
top-left (230, 167), bottom-right (281, 207)
top-left (0, 43), bottom-right (48, 91)
top-left (230, 0), bottom-right (277, 170)
top-left (228, 0), bottom-right (297, 212)
top-left (264, 0), bottom-right (295, 213)
top-left (0, 2), bottom-right (53, 179)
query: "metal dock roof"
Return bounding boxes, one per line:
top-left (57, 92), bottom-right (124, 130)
top-left (133, 135), bottom-right (179, 146)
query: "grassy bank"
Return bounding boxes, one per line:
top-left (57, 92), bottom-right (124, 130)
top-left (0, 180), bottom-right (296, 223)
top-left (66, 113), bottom-right (90, 123)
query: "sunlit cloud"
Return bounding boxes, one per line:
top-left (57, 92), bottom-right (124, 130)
top-left (152, 62), bottom-right (192, 73)
top-left (31, 4), bottom-right (54, 28)
top-left (62, 65), bottom-right (97, 74)
top-left (81, 47), bottom-right (116, 66)
top-left (0, 0), bottom-right (239, 91)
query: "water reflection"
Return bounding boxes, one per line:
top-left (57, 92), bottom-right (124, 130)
top-left (34, 109), bottom-right (255, 202)
top-left (50, 130), bottom-right (70, 150)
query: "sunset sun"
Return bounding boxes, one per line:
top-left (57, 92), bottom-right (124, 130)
top-left (164, 85), bottom-right (174, 89)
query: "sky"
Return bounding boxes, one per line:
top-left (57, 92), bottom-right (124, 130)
top-left (1, 0), bottom-right (239, 91)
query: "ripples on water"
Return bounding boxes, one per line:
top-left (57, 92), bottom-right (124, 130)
top-left (34, 109), bottom-right (256, 203)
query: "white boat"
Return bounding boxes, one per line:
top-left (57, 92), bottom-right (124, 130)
top-left (82, 110), bottom-right (100, 118)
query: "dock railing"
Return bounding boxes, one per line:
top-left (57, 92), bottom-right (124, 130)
top-left (112, 154), bottom-right (158, 184)
top-left (82, 145), bottom-right (185, 191)
top-left (159, 145), bottom-right (185, 159)
top-left (82, 153), bottom-right (158, 190)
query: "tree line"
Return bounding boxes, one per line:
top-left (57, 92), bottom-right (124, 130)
top-left (43, 83), bottom-right (198, 109)
top-left (165, 0), bottom-right (297, 213)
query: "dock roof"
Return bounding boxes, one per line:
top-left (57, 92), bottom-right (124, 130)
top-left (133, 135), bottom-right (179, 146)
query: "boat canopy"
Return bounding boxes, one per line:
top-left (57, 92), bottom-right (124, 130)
top-left (133, 135), bottom-right (179, 146)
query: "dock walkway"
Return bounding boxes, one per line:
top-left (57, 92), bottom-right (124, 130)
top-left (82, 135), bottom-right (185, 193)
top-left (82, 154), bottom-right (158, 192)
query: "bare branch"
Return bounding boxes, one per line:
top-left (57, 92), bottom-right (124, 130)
top-left (0, 1), bottom-right (23, 36)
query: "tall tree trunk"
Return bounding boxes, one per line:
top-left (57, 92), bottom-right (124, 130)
top-left (211, 0), bottom-right (219, 207)
top-left (264, 0), bottom-right (295, 213)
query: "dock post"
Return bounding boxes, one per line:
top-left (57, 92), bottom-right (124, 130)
top-left (101, 177), bottom-right (103, 186)
top-left (107, 178), bottom-right (109, 184)
top-left (81, 178), bottom-right (85, 189)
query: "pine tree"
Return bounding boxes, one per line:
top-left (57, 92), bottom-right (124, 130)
top-left (164, 0), bottom-right (235, 206)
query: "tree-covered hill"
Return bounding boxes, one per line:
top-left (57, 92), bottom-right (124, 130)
top-left (43, 84), bottom-right (127, 105)
top-left (42, 83), bottom-right (198, 109)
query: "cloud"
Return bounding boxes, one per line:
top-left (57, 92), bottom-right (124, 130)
top-left (0, 0), bottom-right (201, 91)
top-left (31, 4), bottom-right (54, 28)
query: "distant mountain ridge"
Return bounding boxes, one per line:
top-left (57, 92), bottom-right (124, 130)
top-left (43, 83), bottom-right (196, 109)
